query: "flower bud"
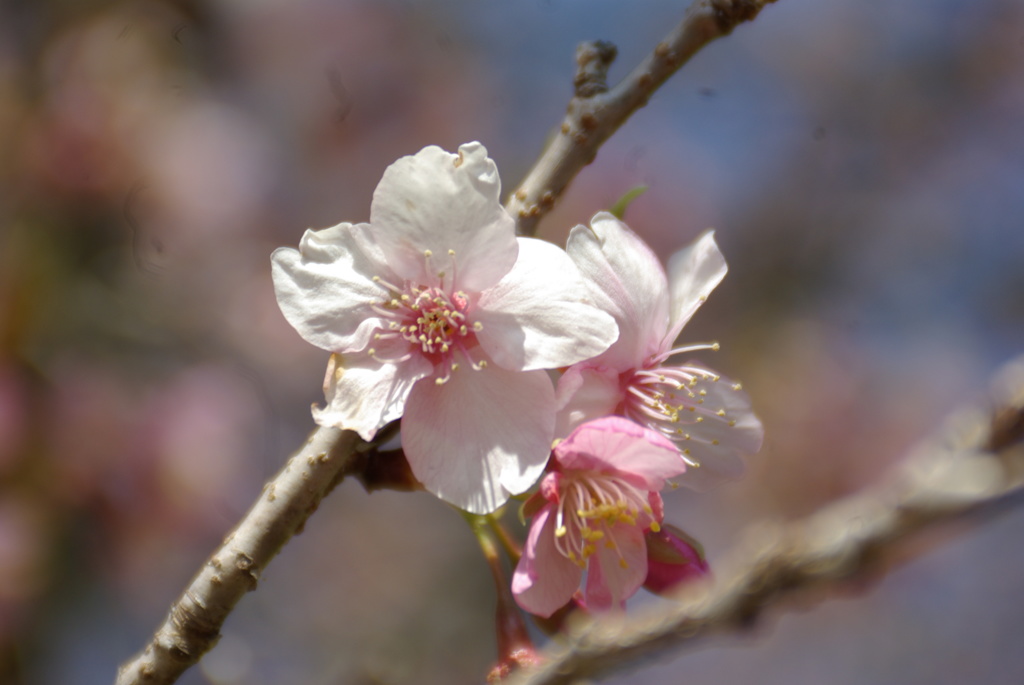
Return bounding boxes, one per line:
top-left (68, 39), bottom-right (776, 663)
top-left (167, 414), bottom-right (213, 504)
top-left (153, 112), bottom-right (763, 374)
top-left (642, 524), bottom-right (710, 595)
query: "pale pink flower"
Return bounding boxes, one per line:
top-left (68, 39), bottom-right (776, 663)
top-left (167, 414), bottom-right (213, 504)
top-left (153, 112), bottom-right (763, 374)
top-left (556, 213), bottom-right (763, 489)
top-left (272, 143), bottom-right (618, 513)
top-left (512, 416), bottom-right (686, 617)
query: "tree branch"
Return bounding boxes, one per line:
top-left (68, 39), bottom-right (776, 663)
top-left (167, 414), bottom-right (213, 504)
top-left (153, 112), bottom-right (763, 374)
top-left (506, 0), bottom-right (779, 237)
top-left (115, 425), bottom-right (371, 685)
top-left (508, 355), bottom-right (1024, 685)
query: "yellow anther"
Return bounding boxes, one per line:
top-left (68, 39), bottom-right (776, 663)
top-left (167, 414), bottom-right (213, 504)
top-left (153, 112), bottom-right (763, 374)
top-left (732, 382), bottom-right (743, 391)
top-left (729, 420), bottom-right (737, 427)
top-left (555, 525), bottom-right (567, 538)
top-left (711, 342), bottom-right (720, 351)
top-left (717, 409), bottom-right (726, 416)
top-left (424, 249), bottom-right (433, 257)
top-left (473, 321), bottom-right (483, 331)
top-left (711, 439), bottom-right (719, 445)
top-left (619, 558), bottom-right (629, 569)
top-left (649, 521), bottom-right (661, 533)
top-left (696, 416), bottom-right (704, 422)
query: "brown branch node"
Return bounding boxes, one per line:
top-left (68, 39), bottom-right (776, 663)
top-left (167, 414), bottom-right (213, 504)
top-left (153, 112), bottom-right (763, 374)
top-left (573, 40), bottom-right (618, 97)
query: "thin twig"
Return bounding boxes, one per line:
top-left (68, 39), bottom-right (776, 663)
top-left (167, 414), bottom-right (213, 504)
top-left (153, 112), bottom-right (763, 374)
top-left (508, 355), bottom-right (1024, 685)
top-left (506, 0), bottom-right (778, 237)
top-left (115, 426), bottom-right (367, 685)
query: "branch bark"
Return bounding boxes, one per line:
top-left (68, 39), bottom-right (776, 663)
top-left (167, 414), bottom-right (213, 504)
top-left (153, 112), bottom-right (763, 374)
top-left (508, 355), bottom-right (1024, 685)
top-left (115, 425), bottom-right (368, 685)
top-left (506, 0), bottom-right (779, 237)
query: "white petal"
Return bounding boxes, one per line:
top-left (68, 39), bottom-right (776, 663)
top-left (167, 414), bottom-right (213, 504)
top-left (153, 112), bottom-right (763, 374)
top-left (664, 230), bottom-right (727, 346)
top-left (565, 213), bottom-right (670, 370)
top-left (402, 365), bottom-right (555, 514)
top-left (674, 364), bottom-right (763, 490)
top-left (370, 142), bottom-right (518, 293)
top-left (271, 222), bottom-right (391, 353)
top-left (474, 237), bottom-right (618, 371)
top-left (312, 350), bottom-right (432, 440)
top-left (553, 365), bottom-right (622, 439)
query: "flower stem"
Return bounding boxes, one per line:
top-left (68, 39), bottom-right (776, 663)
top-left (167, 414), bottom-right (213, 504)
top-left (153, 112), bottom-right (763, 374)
top-left (461, 512), bottom-right (538, 681)
top-left (486, 513), bottom-right (523, 566)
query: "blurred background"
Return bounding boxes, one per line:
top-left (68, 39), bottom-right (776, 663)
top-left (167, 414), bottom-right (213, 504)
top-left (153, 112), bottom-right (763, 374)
top-left (1, 0), bottom-right (1023, 683)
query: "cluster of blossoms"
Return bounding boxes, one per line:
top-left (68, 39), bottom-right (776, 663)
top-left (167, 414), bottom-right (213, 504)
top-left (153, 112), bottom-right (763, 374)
top-left (272, 142), bottom-right (762, 617)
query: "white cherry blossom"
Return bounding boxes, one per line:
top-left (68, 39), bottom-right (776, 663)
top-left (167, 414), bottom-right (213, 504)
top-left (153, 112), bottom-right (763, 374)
top-left (272, 143), bottom-right (618, 513)
top-left (556, 212), bottom-right (762, 489)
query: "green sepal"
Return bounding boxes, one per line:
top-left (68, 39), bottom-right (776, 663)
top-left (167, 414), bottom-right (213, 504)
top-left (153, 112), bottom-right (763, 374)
top-left (609, 185), bottom-right (649, 219)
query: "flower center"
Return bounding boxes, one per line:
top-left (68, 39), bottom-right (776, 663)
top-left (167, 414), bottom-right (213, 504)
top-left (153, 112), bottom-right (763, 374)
top-left (368, 255), bottom-right (486, 383)
top-left (552, 471), bottom-right (658, 569)
top-left (395, 286), bottom-right (470, 355)
top-left (621, 342), bottom-right (743, 465)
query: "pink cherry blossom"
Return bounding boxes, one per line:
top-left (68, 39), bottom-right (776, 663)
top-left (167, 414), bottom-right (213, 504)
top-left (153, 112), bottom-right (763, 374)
top-left (272, 143), bottom-right (618, 513)
top-left (512, 416), bottom-right (686, 617)
top-left (556, 212), bottom-right (763, 490)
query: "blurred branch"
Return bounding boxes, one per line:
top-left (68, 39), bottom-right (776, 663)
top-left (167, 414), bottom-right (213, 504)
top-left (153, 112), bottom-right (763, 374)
top-left (115, 425), bottom-right (371, 685)
top-left (506, 0), bottom-right (778, 237)
top-left (508, 355), bottom-right (1024, 685)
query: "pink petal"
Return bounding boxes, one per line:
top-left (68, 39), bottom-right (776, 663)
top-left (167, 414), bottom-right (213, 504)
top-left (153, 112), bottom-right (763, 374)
top-left (565, 213), bottom-right (670, 370)
top-left (474, 237), bottom-right (618, 371)
top-left (512, 506), bottom-right (582, 618)
top-left (553, 364), bottom-right (622, 439)
top-left (271, 222), bottom-right (392, 353)
top-left (663, 230), bottom-right (727, 347)
top-left (402, 365), bottom-right (555, 514)
top-left (369, 142), bottom-right (518, 293)
top-left (584, 523), bottom-right (648, 611)
top-left (311, 349), bottom-right (432, 440)
top-left (554, 417), bottom-right (686, 489)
